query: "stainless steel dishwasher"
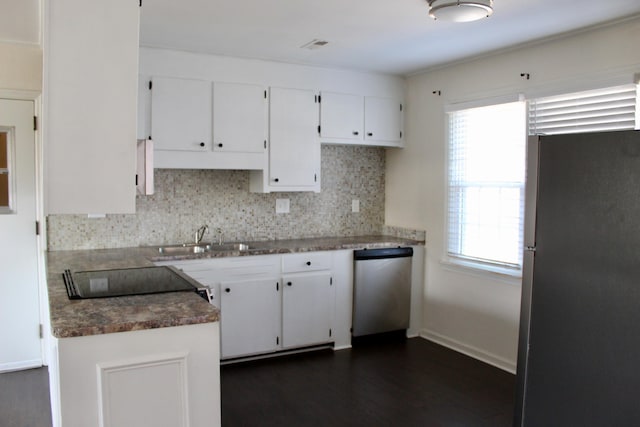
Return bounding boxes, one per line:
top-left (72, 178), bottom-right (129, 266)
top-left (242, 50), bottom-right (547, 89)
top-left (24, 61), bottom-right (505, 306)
top-left (352, 247), bottom-right (413, 337)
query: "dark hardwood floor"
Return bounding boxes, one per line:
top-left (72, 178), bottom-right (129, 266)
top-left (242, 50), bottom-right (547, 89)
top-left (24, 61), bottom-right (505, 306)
top-left (0, 367), bottom-right (52, 427)
top-left (221, 336), bottom-right (515, 427)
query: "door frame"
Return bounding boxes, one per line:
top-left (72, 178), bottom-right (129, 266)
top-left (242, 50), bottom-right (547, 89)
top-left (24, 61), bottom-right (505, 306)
top-left (0, 89), bottom-right (48, 366)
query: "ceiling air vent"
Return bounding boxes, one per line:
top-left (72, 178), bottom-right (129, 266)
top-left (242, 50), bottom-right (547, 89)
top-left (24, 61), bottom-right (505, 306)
top-left (301, 39), bottom-right (329, 50)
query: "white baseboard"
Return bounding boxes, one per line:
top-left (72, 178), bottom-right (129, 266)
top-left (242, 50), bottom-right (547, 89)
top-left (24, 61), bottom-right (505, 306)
top-left (0, 359), bottom-right (42, 373)
top-left (421, 329), bottom-right (517, 374)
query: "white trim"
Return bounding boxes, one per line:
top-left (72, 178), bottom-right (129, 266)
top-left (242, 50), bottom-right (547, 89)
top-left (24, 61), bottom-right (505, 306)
top-left (445, 93), bottom-right (523, 113)
top-left (421, 329), bottom-right (517, 374)
top-left (440, 257), bottom-right (522, 285)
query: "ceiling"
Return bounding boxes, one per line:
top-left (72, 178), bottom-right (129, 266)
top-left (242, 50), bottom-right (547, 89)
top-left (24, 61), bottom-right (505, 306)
top-left (139, 0), bottom-right (640, 75)
top-left (2, 1), bottom-right (640, 76)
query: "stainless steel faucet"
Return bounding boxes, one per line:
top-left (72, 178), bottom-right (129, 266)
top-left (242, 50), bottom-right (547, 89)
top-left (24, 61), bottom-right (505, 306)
top-left (216, 227), bottom-right (223, 245)
top-left (195, 225), bottom-right (208, 244)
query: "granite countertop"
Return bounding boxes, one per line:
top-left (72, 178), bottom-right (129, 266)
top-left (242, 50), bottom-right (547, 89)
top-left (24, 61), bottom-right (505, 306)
top-left (47, 235), bottom-right (423, 339)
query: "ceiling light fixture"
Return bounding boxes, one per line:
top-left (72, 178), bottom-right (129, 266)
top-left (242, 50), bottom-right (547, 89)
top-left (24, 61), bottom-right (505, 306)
top-left (428, 0), bottom-right (493, 23)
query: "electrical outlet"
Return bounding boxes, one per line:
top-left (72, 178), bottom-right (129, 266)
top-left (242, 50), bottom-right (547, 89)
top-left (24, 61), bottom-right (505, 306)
top-left (352, 199), bottom-right (360, 213)
top-left (276, 198), bottom-right (290, 214)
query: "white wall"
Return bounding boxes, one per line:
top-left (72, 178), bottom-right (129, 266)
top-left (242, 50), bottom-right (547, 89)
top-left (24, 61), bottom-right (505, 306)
top-left (386, 17), bottom-right (640, 372)
top-left (140, 47), bottom-right (404, 97)
top-left (0, 41), bottom-right (42, 91)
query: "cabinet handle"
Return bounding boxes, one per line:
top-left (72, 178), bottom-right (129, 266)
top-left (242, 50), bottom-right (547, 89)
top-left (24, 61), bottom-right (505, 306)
top-left (274, 178), bottom-right (279, 183)
top-left (287, 282), bottom-right (292, 286)
top-left (353, 131), bottom-right (359, 136)
top-left (199, 142), bottom-right (205, 147)
top-left (217, 143), bottom-right (223, 148)
top-left (367, 132), bottom-right (373, 137)
top-left (225, 288), bottom-right (230, 293)
top-left (306, 261), bottom-right (311, 266)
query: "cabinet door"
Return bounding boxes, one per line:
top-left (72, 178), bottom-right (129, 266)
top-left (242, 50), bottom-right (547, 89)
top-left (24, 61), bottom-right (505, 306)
top-left (213, 82), bottom-right (266, 154)
top-left (282, 273), bottom-right (333, 348)
top-left (220, 278), bottom-right (280, 359)
top-left (268, 87), bottom-right (320, 188)
top-left (364, 96), bottom-right (403, 144)
top-left (320, 92), bottom-right (363, 140)
top-left (151, 77), bottom-right (211, 151)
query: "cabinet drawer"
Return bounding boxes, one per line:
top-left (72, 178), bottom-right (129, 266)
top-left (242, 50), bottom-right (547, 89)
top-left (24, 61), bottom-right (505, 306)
top-left (282, 252), bottom-right (331, 273)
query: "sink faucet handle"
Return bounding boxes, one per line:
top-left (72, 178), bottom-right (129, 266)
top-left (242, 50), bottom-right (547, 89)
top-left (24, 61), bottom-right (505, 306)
top-left (195, 224), bottom-right (209, 244)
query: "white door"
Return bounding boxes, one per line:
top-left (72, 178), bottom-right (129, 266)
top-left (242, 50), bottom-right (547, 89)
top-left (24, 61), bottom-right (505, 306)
top-left (220, 278), bottom-right (281, 359)
top-left (0, 99), bottom-right (41, 372)
top-left (282, 272), bottom-right (332, 349)
top-left (268, 87), bottom-right (320, 188)
top-left (364, 96), bottom-right (403, 143)
top-left (213, 82), bottom-right (266, 153)
top-left (151, 77), bottom-right (212, 152)
top-left (320, 91), bottom-right (364, 140)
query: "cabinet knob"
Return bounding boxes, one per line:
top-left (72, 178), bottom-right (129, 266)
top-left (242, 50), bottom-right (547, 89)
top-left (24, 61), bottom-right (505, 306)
top-left (274, 178), bottom-right (279, 183)
top-left (217, 143), bottom-right (223, 148)
top-left (199, 142), bottom-right (205, 147)
top-left (287, 282), bottom-right (292, 286)
top-left (225, 288), bottom-right (230, 293)
top-left (353, 131), bottom-right (359, 136)
top-left (306, 261), bottom-right (311, 266)
top-left (367, 132), bottom-right (373, 137)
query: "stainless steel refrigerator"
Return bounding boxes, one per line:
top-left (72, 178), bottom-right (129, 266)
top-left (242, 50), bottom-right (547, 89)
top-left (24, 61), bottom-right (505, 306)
top-left (514, 130), bottom-right (640, 426)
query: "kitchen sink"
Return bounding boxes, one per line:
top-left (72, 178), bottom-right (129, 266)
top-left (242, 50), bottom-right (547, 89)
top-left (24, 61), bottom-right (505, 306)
top-left (157, 244), bottom-right (212, 255)
top-left (156, 242), bottom-right (252, 255)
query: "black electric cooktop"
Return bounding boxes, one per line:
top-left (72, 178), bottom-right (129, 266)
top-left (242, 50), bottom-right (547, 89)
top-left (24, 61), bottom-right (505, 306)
top-left (62, 266), bottom-right (202, 300)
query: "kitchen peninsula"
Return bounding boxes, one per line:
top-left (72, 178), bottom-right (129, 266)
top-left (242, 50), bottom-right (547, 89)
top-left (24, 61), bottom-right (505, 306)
top-left (46, 234), bottom-right (424, 427)
top-left (46, 249), bottom-right (221, 427)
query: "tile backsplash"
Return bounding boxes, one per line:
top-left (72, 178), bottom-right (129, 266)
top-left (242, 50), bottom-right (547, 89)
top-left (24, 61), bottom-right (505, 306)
top-left (47, 145), bottom-right (388, 250)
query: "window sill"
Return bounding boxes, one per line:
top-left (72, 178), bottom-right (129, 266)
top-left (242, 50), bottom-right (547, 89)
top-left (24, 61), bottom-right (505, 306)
top-left (440, 257), bottom-right (522, 285)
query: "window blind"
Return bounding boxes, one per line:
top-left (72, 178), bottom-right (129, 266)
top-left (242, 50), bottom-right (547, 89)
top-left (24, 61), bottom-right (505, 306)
top-left (447, 101), bottom-right (527, 272)
top-left (528, 84), bottom-right (638, 135)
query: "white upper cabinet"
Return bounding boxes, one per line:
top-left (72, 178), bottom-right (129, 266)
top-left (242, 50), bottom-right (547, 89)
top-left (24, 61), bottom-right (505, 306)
top-left (364, 96), bottom-right (403, 145)
top-left (46, 0), bottom-right (139, 214)
top-left (319, 92), bottom-right (364, 141)
top-left (213, 82), bottom-right (266, 154)
top-left (251, 87), bottom-right (320, 192)
top-left (146, 77), bottom-right (267, 169)
top-left (319, 92), bottom-right (404, 147)
top-left (151, 77), bottom-right (212, 152)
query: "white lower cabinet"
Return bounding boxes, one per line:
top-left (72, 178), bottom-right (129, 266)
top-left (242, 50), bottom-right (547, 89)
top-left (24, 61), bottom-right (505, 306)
top-left (220, 278), bottom-right (280, 359)
top-left (282, 272), bottom-right (333, 349)
top-left (49, 323), bottom-right (220, 427)
top-left (159, 252), bottom-right (336, 359)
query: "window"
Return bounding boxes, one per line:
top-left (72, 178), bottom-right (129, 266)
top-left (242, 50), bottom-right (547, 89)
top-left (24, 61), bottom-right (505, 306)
top-left (0, 130), bottom-right (13, 213)
top-left (446, 101), bottom-right (527, 275)
top-left (528, 83), bottom-right (638, 135)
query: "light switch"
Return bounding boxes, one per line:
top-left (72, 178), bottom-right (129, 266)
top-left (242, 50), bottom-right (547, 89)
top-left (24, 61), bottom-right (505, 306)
top-left (352, 199), bottom-right (360, 213)
top-left (276, 198), bottom-right (290, 214)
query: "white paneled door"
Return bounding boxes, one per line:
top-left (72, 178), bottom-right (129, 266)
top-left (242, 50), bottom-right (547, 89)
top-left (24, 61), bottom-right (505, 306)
top-left (0, 99), bottom-right (41, 372)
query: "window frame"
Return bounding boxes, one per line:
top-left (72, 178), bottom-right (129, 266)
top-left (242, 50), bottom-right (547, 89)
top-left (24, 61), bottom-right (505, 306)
top-left (0, 127), bottom-right (16, 214)
top-left (443, 98), bottom-right (527, 279)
